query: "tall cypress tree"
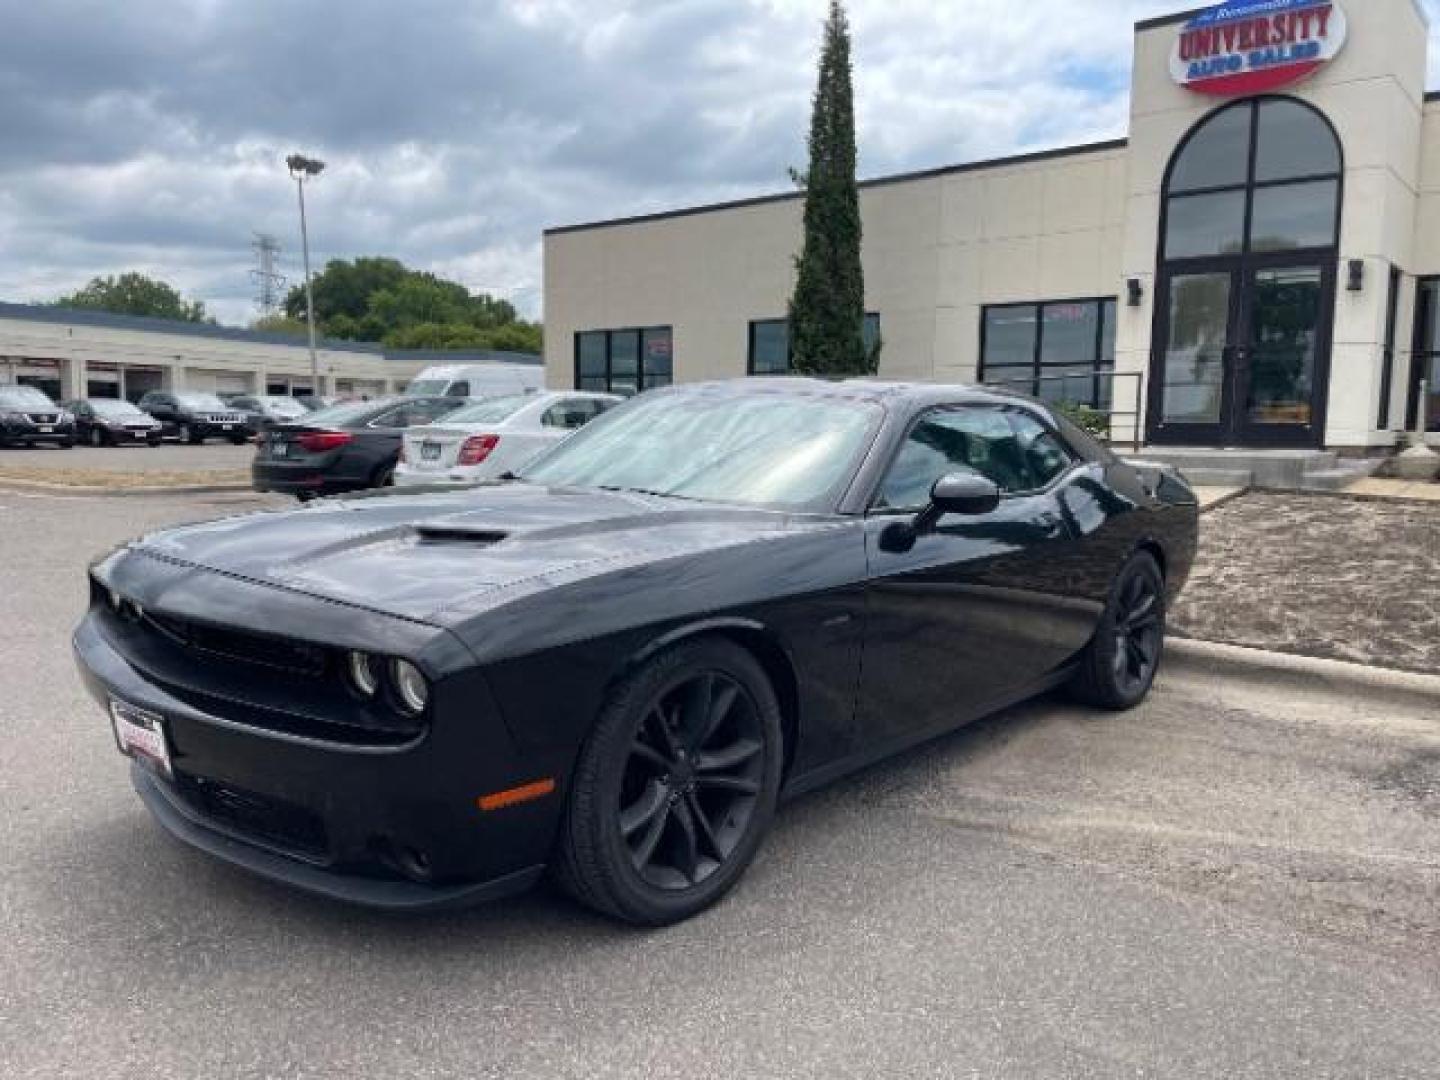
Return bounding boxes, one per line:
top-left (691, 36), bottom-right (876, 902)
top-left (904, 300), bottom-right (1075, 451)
top-left (788, 0), bottom-right (871, 376)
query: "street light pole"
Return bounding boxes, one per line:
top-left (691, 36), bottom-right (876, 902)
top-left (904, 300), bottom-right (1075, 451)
top-left (286, 154), bottom-right (326, 396)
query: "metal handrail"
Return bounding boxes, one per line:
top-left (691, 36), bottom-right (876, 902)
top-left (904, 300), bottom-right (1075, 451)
top-left (982, 369), bottom-right (1145, 452)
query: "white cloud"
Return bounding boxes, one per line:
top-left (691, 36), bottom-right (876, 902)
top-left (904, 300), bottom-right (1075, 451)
top-left (0, 0), bottom-right (1437, 326)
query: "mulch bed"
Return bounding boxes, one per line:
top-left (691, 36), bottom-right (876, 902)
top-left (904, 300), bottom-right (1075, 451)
top-left (1171, 491), bottom-right (1440, 675)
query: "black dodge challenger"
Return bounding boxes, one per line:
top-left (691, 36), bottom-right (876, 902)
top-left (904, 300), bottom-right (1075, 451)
top-left (76, 379), bottom-right (1198, 925)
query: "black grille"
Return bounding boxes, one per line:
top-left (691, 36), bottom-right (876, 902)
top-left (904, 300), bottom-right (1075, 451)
top-left (178, 774), bottom-right (328, 861)
top-left (28, 413), bottom-right (58, 424)
top-left (143, 612), bottom-right (328, 677)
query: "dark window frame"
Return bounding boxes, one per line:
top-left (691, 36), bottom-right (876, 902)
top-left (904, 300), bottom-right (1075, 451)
top-left (1408, 276), bottom-right (1440, 433)
top-left (1379, 265), bottom-right (1403, 431)
top-left (573, 326), bottom-right (674, 395)
top-left (746, 313), bottom-right (882, 376)
top-left (1160, 96), bottom-right (1343, 265)
top-left (978, 297), bottom-right (1118, 408)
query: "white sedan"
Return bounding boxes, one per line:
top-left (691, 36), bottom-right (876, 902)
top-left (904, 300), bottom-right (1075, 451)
top-left (394, 391), bottom-right (621, 487)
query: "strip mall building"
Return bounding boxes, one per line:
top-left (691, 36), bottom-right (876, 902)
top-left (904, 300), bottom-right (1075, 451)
top-left (544, 0), bottom-right (1440, 452)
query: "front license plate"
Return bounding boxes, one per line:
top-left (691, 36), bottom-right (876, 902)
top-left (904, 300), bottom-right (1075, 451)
top-left (111, 700), bottom-right (173, 779)
top-left (38, 425), bottom-right (53, 433)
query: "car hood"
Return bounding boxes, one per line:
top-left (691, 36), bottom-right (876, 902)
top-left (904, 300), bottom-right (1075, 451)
top-left (127, 483), bottom-right (833, 626)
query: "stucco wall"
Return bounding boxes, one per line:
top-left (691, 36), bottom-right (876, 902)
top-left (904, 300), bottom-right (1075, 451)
top-left (544, 144), bottom-right (1128, 390)
top-left (545, 0), bottom-right (1434, 449)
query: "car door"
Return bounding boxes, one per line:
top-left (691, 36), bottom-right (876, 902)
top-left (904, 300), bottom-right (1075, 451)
top-left (856, 404), bottom-right (1094, 749)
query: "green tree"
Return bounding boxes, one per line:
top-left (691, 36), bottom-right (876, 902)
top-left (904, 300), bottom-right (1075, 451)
top-left (282, 256), bottom-right (538, 353)
top-left (284, 257), bottom-right (407, 325)
top-left (787, 0), bottom-right (870, 376)
top-left (250, 314), bottom-right (310, 337)
top-left (53, 272), bottom-right (211, 323)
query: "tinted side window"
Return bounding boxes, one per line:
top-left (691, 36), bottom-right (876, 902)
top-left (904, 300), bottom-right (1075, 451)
top-left (542, 399), bottom-right (600, 429)
top-left (447, 382), bottom-right (469, 398)
top-left (1008, 412), bottom-right (1075, 489)
top-left (876, 407), bottom-right (1030, 510)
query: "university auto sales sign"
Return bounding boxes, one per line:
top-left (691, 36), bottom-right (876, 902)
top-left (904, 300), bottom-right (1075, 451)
top-left (1172, 0), bottom-right (1348, 96)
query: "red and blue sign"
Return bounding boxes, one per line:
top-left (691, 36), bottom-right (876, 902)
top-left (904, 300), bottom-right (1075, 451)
top-left (1171, 0), bottom-right (1348, 96)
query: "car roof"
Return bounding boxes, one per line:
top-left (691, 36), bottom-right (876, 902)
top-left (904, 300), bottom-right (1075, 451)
top-left (661, 377), bottom-right (1027, 411)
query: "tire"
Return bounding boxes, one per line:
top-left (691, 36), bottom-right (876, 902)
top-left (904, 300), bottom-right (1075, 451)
top-left (230, 435), bottom-right (249, 446)
top-left (178, 423), bottom-right (199, 445)
top-left (89, 427), bottom-right (106, 448)
top-left (553, 637), bottom-right (784, 926)
top-left (1068, 551), bottom-right (1166, 710)
top-left (59, 439), bottom-right (75, 449)
top-left (148, 438), bottom-right (162, 448)
top-left (373, 462), bottom-right (396, 488)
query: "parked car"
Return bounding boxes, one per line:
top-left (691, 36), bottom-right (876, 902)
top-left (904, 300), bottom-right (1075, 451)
top-left (63, 398), bottom-right (163, 447)
top-left (227, 394), bottom-right (310, 435)
top-left (0, 385), bottom-right (75, 447)
top-left (402, 362), bottom-right (542, 399)
top-left (395, 391), bottom-right (620, 487)
top-left (78, 379), bottom-right (1199, 924)
top-left (251, 396), bottom-right (467, 499)
top-left (138, 391), bottom-right (250, 445)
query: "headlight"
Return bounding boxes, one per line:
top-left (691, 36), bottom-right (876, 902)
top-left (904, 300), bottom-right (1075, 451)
top-left (390, 660), bottom-right (429, 715)
top-left (345, 651), bottom-right (381, 698)
top-left (58, 411), bottom-right (74, 424)
top-left (0, 410), bottom-right (23, 422)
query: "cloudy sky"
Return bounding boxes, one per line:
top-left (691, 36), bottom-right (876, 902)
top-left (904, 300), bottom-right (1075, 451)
top-left (3, 0), bottom-right (1439, 326)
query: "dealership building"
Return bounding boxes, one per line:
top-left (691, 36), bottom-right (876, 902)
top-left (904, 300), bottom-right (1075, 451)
top-left (544, 0), bottom-right (1440, 457)
top-left (0, 301), bottom-right (539, 403)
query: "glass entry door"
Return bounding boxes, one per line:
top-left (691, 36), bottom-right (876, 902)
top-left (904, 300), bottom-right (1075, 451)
top-left (1149, 258), bottom-right (1332, 447)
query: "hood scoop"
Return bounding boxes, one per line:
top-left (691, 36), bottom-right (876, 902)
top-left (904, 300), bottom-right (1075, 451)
top-left (413, 523), bottom-right (511, 547)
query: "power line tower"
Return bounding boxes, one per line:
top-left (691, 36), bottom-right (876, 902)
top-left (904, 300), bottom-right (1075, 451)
top-left (250, 232), bottom-right (287, 315)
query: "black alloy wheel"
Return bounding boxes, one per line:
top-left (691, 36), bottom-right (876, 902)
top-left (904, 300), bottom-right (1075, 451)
top-left (619, 669), bottom-right (766, 892)
top-left (555, 637), bottom-right (783, 925)
top-left (1068, 551), bottom-right (1166, 710)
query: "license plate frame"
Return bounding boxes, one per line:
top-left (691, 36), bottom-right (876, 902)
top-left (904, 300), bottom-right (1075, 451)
top-left (110, 699), bottom-right (173, 780)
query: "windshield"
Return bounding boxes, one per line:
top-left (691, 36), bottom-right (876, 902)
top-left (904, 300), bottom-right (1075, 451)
top-left (518, 391), bottom-right (881, 510)
top-left (443, 395), bottom-right (529, 425)
top-left (90, 399), bottom-right (146, 418)
top-left (0, 387), bottom-right (56, 410)
top-left (176, 393), bottom-right (229, 411)
top-left (404, 379), bottom-right (450, 396)
top-left (301, 400), bottom-right (385, 428)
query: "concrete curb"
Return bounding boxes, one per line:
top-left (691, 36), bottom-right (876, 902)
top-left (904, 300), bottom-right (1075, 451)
top-left (0, 476), bottom-right (252, 497)
top-left (1167, 637), bottom-right (1440, 709)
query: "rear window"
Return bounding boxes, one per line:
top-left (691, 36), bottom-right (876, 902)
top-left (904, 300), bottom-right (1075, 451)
top-left (444, 396), bottom-right (529, 424)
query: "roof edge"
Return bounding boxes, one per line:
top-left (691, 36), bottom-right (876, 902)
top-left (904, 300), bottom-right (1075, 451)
top-left (545, 138), bottom-right (1129, 237)
top-left (1135, 5), bottom-right (1209, 32)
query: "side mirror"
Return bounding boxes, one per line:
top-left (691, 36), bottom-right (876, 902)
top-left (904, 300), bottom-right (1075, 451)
top-left (929, 471), bottom-right (1001, 518)
top-left (880, 470), bottom-right (1001, 553)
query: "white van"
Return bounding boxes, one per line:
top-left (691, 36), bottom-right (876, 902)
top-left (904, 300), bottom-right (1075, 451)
top-left (402, 363), bottom-right (543, 400)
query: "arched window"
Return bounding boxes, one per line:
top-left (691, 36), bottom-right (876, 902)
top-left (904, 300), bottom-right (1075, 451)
top-left (1163, 98), bottom-right (1342, 262)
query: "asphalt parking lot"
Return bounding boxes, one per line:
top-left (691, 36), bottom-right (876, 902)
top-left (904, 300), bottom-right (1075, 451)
top-left (2, 487), bottom-right (1438, 1079)
top-left (0, 441), bottom-right (253, 475)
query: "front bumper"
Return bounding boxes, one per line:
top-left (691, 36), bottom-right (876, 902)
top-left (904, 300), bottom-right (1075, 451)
top-left (1, 419), bottom-right (74, 443)
top-left (131, 765), bottom-right (542, 911)
top-left (73, 611), bottom-right (556, 911)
